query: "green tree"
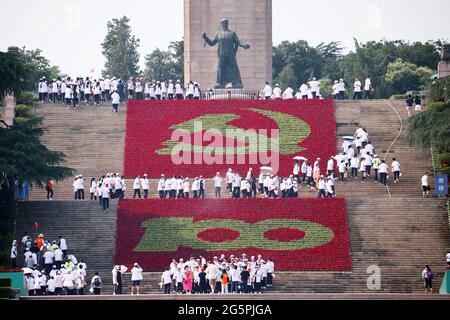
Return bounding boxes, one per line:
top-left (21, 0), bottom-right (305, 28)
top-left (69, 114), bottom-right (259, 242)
top-left (101, 16), bottom-right (140, 80)
top-left (143, 49), bottom-right (172, 81)
top-left (0, 117), bottom-right (75, 202)
top-left (385, 58), bottom-right (422, 94)
top-left (318, 77), bottom-right (333, 98)
top-left (143, 40), bottom-right (185, 82)
top-left (0, 52), bottom-right (28, 98)
top-left (275, 64), bottom-right (298, 89)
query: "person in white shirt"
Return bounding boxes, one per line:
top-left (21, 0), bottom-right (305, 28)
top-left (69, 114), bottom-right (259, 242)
top-left (10, 240), bottom-right (17, 268)
top-left (177, 176), bottom-right (184, 199)
top-left (90, 272), bottom-right (102, 295)
top-left (131, 263), bottom-right (143, 295)
top-left (192, 177), bottom-right (199, 198)
top-left (378, 160), bottom-right (389, 185)
top-left (161, 267), bottom-right (173, 294)
top-left (263, 82), bottom-right (272, 99)
top-left (421, 172), bottom-right (431, 198)
top-left (226, 169), bottom-right (234, 194)
top-left (391, 158), bottom-right (401, 183)
top-left (183, 178), bottom-right (190, 198)
top-left (214, 172), bottom-right (223, 198)
top-left (127, 77), bottom-right (135, 99)
top-left (167, 80), bottom-right (174, 100)
top-left (293, 161), bottom-right (300, 181)
top-left (43, 250), bottom-right (54, 275)
top-left (350, 155), bottom-right (360, 179)
top-left (306, 163), bottom-right (313, 188)
top-left (300, 83), bottom-right (308, 99)
top-left (103, 77), bottom-right (112, 102)
top-left (63, 271), bottom-right (75, 295)
top-left (133, 176), bottom-right (141, 198)
top-left (272, 84), bottom-right (282, 99)
top-left (327, 158), bottom-right (335, 176)
top-left (193, 83), bottom-right (201, 100)
top-left (295, 91), bottom-right (302, 99)
top-left (111, 90), bottom-right (120, 114)
top-left (232, 174), bottom-right (242, 198)
top-left (64, 85), bottom-right (73, 108)
top-left (175, 80), bottom-right (184, 100)
top-left (258, 172), bottom-right (265, 194)
top-left (158, 175), bottom-right (165, 199)
top-left (140, 174), bottom-right (150, 199)
top-left (114, 174), bottom-right (124, 199)
top-left (317, 176), bottom-right (327, 197)
top-left (363, 76), bottom-right (373, 99)
top-left (101, 183), bottom-right (111, 212)
top-left (283, 86), bottom-right (294, 99)
top-left (353, 76), bottom-right (362, 100)
top-left (135, 78), bottom-right (144, 100)
top-left (446, 252), bottom-right (450, 267)
top-left (332, 80), bottom-right (340, 99)
top-left (308, 77), bottom-right (320, 99)
top-left (338, 160), bottom-right (346, 181)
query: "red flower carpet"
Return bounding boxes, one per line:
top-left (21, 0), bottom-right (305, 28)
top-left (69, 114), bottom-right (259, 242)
top-left (124, 99), bottom-right (336, 178)
top-left (115, 198), bottom-right (352, 271)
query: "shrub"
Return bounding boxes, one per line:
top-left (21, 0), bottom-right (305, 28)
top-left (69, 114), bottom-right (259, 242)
top-left (437, 152), bottom-right (450, 167)
top-left (429, 76), bottom-right (450, 102)
top-left (16, 91), bottom-right (35, 107)
top-left (430, 101), bottom-right (448, 108)
top-left (14, 104), bottom-right (33, 118)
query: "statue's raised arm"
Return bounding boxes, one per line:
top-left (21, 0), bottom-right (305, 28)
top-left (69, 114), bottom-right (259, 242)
top-left (202, 32), bottom-right (218, 46)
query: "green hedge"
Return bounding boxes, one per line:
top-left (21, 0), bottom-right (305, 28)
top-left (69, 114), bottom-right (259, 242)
top-left (0, 278), bottom-right (12, 287)
top-left (16, 91), bottom-right (35, 107)
top-left (0, 287), bottom-right (12, 300)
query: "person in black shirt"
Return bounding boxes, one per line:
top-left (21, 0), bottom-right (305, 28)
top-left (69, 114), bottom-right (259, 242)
top-left (198, 268), bottom-right (208, 294)
top-left (240, 266), bottom-right (250, 293)
top-left (414, 95), bottom-right (422, 113)
top-left (406, 95), bottom-right (414, 118)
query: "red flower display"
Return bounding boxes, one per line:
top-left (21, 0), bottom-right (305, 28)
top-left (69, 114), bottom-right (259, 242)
top-left (124, 99), bottom-right (336, 178)
top-left (115, 198), bottom-right (352, 271)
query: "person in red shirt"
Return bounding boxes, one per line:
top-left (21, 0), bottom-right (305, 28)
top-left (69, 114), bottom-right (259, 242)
top-left (46, 180), bottom-right (54, 200)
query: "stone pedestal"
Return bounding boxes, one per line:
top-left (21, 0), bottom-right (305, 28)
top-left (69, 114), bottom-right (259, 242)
top-left (184, 0), bottom-right (272, 91)
top-left (438, 61), bottom-right (450, 79)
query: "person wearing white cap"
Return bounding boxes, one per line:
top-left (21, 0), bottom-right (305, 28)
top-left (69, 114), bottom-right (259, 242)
top-left (131, 262), bottom-right (143, 295)
top-left (141, 174), bottom-right (150, 198)
top-left (155, 81), bottom-right (162, 100)
top-left (135, 78), bottom-right (143, 100)
top-left (317, 176), bottom-right (327, 197)
top-left (332, 80), bottom-right (340, 99)
top-left (193, 82), bottom-right (201, 100)
top-left (192, 177), bottom-right (199, 198)
top-left (232, 173), bottom-right (241, 198)
top-left (214, 172), bottom-right (223, 198)
top-left (309, 77), bottom-right (320, 99)
top-left (158, 174), bottom-right (165, 199)
top-left (186, 81), bottom-right (194, 99)
top-left (272, 84), bottom-right (282, 99)
top-left (175, 80), bottom-right (184, 100)
top-left (167, 80), bottom-right (174, 100)
top-left (132, 175), bottom-right (141, 198)
top-left (226, 169), bottom-right (234, 194)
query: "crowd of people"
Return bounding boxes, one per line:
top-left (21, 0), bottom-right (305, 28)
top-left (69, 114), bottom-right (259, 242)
top-left (38, 73), bottom-right (383, 107)
top-left (160, 254), bottom-right (274, 295)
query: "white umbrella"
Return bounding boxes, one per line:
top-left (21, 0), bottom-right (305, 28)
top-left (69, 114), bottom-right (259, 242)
top-left (260, 166), bottom-right (273, 172)
top-left (22, 267), bottom-right (33, 274)
top-left (119, 265), bottom-right (128, 273)
top-left (343, 136), bottom-right (356, 141)
top-left (293, 156), bottom-right (307, 161)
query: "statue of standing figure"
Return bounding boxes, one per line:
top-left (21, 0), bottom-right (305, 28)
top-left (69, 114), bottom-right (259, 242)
top-left (202, 19), bottom-right (250, 89)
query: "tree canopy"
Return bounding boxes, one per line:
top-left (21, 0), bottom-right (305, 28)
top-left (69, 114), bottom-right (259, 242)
top-left (101, 16), bottom-right (140, 80)
top-left (143, 41), bottom-right (184, 82)
top-left (0, 117), bottom-right (75, 201)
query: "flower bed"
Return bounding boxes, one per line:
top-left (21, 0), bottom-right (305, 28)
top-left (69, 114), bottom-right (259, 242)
top-left (124, 99), bottom-right (336, 178)
top-left (115, 198), bottom-right (352, 271)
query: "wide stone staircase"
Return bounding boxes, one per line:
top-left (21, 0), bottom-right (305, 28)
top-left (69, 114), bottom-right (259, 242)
top-left (14, 198), bottom-right (450, 294)
top-left (16, 99), bottom-right (449, 296)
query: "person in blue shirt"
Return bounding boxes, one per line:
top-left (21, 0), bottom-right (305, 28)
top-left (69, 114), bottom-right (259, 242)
top-left (117, 80), bottom-right (125, 102)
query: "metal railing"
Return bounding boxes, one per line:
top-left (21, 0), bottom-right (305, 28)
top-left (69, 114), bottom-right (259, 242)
top-left (202, 89), bottom-right (261, 100)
